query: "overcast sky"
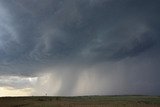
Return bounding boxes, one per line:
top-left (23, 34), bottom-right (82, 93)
top-left (0, 0), bottom-right (160, 96)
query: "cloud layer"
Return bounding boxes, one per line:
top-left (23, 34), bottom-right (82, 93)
top-left (0, 0), bottom-right (160, 96)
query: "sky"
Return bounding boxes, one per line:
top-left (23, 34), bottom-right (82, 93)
top-left (0, 0), bottom-right (160, 96)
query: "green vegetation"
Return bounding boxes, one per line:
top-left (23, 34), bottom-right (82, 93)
top-left (0, 96), bottom-right (160, 107)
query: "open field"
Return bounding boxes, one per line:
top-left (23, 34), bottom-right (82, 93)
top-left (0, 96), bottom-right (160, 107)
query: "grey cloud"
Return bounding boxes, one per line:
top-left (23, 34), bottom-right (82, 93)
top-left (0, 0), bottom-right (160, 95)
top-left (0, 76), bottom-right (37, 89)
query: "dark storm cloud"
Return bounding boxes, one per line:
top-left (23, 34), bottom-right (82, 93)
top-left (0, 0), bottom-right (160, 95)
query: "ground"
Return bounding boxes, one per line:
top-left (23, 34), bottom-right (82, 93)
top-left (0, 96), bottom-right (160, 107)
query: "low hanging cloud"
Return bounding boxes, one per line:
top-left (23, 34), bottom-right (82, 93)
top-left (0, 0), bottom-right (160, 96)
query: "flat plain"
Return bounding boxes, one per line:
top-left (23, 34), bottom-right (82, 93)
top-left (0, 96), bottom-right (160, 107)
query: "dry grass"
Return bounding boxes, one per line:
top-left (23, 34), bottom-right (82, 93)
top-left (0, 96), bottom-right (160, 107)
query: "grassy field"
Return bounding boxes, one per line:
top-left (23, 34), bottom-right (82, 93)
top-left (0, 96), bottom-right (160, 107)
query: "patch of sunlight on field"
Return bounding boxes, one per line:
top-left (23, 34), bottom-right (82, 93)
top-left (0, 87), bottom-right (32, 96)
